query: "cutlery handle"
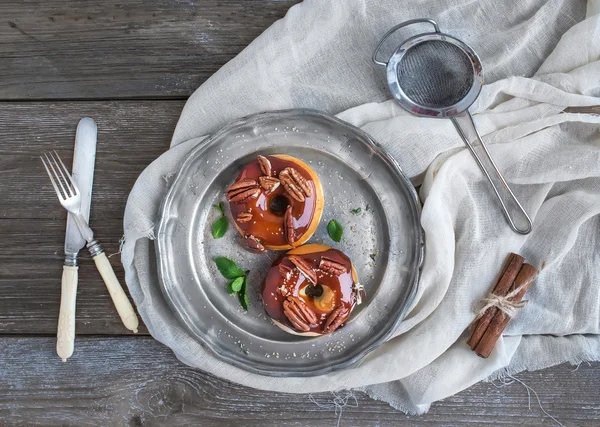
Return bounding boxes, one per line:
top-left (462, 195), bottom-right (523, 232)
top-left (57, 265), bottom-right (78, 362)
top-left (91, 250), bottom-right (139, 333)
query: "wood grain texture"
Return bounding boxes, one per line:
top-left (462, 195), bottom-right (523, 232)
top-left (0, 101), bottom-right (186, 334)
top-left (0, 218), bottom-right (148, 335)
top-left (0, 101), bottom-right (187, 335)
top-left (563, 105), bottom-right (600, 114)
top-left (0, 337), bottom-right (598, 426)
top-left (0, 101), bottom-right (183, 220)
top-left (0, 0), bottom-right (299, 100)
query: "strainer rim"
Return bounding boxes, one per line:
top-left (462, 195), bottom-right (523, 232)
top-left (385, 32), bottom-right (484, 118)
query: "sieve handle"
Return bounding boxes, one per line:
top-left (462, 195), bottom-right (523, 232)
top-left (373, 19), bottom-right (441, 66)
top-left (451, 113), bottom-right (533, 235)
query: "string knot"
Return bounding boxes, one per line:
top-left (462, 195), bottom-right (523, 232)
top-left (473, 283), bottom-right (528, 321)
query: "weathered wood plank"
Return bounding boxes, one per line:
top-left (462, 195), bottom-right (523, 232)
top-left (564, 105), bottom-right (600, 115)
top-left (2, 101), bottom-right (598, 222)
top-left (0, 100), bottom-right (185, 334)
top-left (0, 337), bottom-right (598, 426)
top-left (0, 218), bottom-right (147, 335)
top-left (0, 100), bottom-right (183, 220)
top-left (0, 0), bottom-right (298, 100)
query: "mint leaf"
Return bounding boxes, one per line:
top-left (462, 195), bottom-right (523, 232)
top-left (327, 219), bottom-right (344, 242)
top-left (238, 278), bottom-right (249, 311)
top-left (351, 208), bottom-right (361, 215)
top-left (226, 281), bottom-right (235, 294)
top-left (211, 216), bottom-right (228, 239)
top-left (231, 276), bottom-right (244, 292)
top-left (215, 258), bottom-right (249, 310)
top-left (214, 257), bottom-right (245, 279)
top-left (211, 201), bottom-right (228, 238)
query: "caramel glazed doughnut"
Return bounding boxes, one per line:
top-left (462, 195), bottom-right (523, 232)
top-left (226, 154), bottom-right (324, 253)
top-left (263, 244), bottom-right (366, 336)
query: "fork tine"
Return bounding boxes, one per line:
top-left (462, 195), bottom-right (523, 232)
top-left (44, 153), bottom-right (69, 199)
top-left (40, 155), bottom-right (65, 200)
top-left (53, 150), bottom-right (79, 195)
top-left (48, 151), bottom-right (74, 197)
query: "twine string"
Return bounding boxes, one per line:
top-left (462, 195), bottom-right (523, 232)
top-left (473, 282), bottom-right (529, 321)
top-left (309, 390), bottom-right (358, 427)
top-left (108, 235), bottom-right (126, 258)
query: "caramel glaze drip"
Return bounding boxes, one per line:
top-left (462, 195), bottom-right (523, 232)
top-left (263, 249), bottom-right (356, 334)
top-left (229, 155), bottom-right (316, 247)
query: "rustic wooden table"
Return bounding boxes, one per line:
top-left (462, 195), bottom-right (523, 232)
top-left (1, 1), bottom-right (599, 426)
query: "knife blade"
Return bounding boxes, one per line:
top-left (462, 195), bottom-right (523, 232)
top-left (64, 118), bottom-right (97, 266)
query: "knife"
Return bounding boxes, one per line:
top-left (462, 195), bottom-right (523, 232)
top-left (57, 118), bottom-right (97, 362)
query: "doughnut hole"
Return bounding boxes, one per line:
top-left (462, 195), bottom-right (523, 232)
top-left (269, 194), bottom-right (291, 217)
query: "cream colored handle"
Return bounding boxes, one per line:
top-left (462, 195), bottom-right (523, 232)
top-left (93, 252), bottom-right (139, 333)
top-left (57, 265), bottom-right (78, 362)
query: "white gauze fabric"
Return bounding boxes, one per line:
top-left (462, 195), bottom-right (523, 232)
top-left (122, 0), bottom-right (600, 414)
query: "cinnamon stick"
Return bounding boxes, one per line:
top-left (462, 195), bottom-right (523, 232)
top-left (473, 263), bottom-right (538, 358)
top-left (467, 253), bottom-right (525, 349)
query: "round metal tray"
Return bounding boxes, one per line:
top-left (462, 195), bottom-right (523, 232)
top-left (156, 109), bottom-right (424, 377)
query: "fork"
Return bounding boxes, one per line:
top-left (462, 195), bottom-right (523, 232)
top-left (41, 152), bottom-right (139, 339)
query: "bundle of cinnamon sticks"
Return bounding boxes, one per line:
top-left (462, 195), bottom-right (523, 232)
top-left (467, 253), bottom-right (538, 358)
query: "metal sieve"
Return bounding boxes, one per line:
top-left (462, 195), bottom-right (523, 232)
top-left (373, 19), bottom-right (532, 234)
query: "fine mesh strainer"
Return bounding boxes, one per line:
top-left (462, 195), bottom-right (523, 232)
top-left (373, 19), bottom-right (532, 234)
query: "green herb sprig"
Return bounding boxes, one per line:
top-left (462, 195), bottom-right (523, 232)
top-left (215, 257), bottom-right (249, 310)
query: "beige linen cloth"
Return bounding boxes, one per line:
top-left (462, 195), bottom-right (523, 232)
top-left (122, 0), bottom-right (600, 413)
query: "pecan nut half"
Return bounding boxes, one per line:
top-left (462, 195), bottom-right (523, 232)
top-left (279, 167), bottom-right (312, 202)
top-left (237, 211), bottom-right (253, 223)
top-left (279, 263), bottom-right (293, 279)
top-left (324, 306), bottom-right (349, 333)
top-left (319, 257), bottom-right (347, 275)
top-left (244, 235), bottom-right (266, 253)
top-left (258, 176), bottom-right (280, 192)
top-left (226, 179), bottom-right (260, 203)
top-left (283, 296), bottom-right (318, 332)
top-left (226, 179), bottom-right (257, 194)
top-left (229, 188), bottom-right (260, 204)
top-left (286, 167), bottom-right (312, 197)
top-left (257, 155), bottom-right (272, 176)
top-left (288, 255), bottom-right (317, 284)
top-left (284, 205), bottom-right (295, 246)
